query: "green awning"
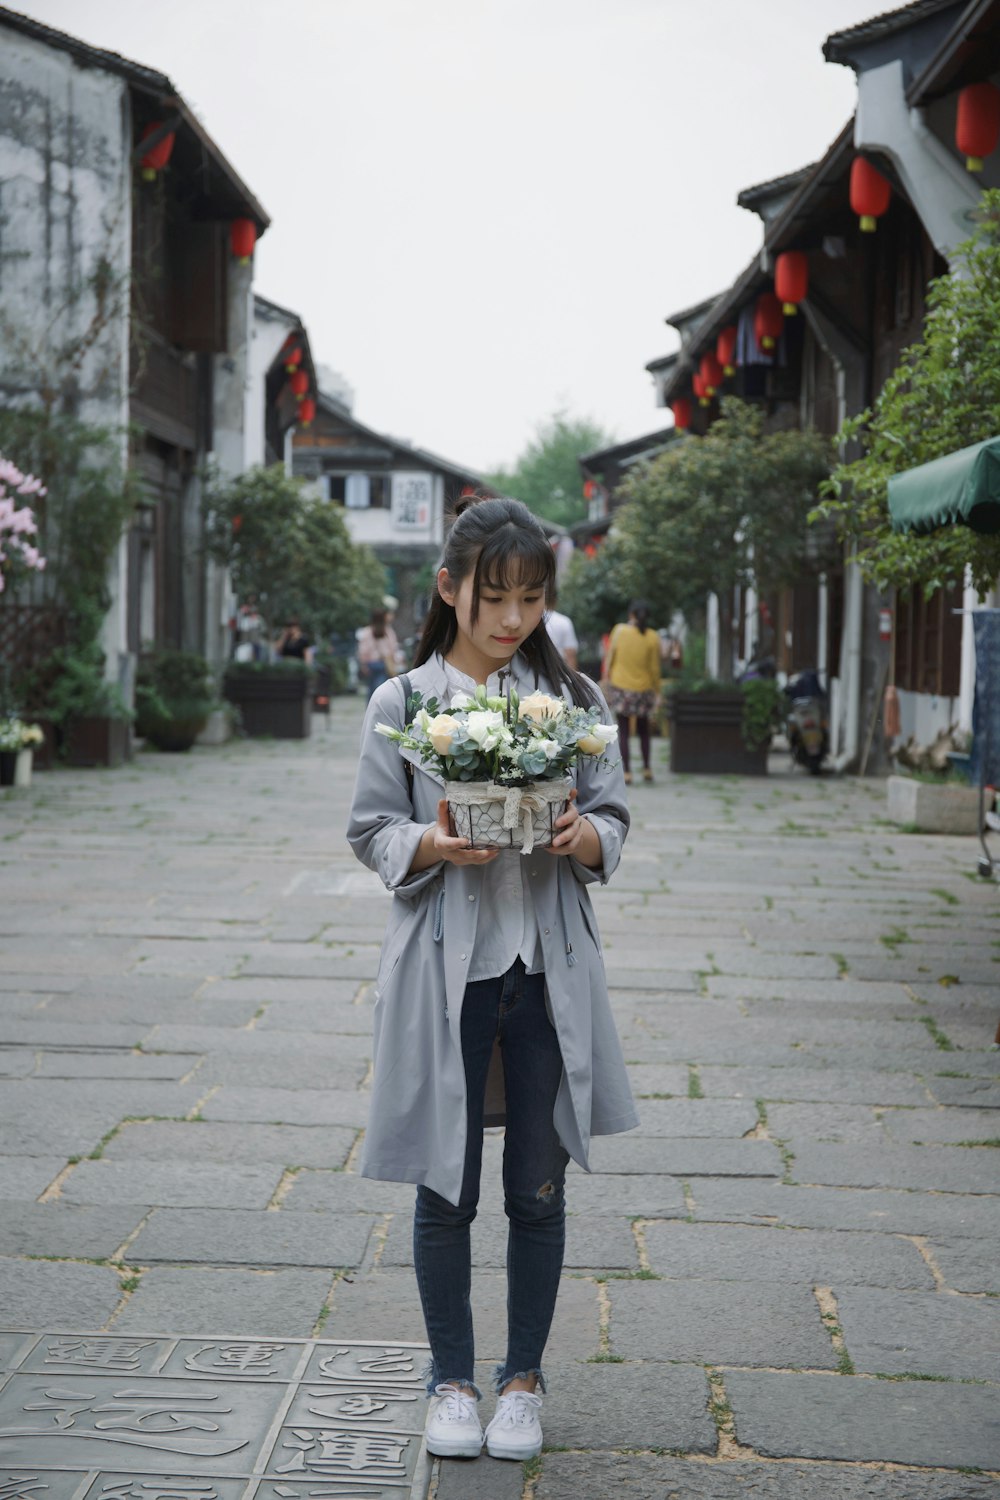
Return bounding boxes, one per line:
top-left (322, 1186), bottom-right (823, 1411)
top-left (888, 435), bottom-right (1000, 536)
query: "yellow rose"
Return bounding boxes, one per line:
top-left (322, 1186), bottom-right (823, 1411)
top-left (519, 691), bottom-right (565, 726)
top-left (576, 733), bottom-right (606, 755)
top-left (425, 712), bottom-right (461, 755)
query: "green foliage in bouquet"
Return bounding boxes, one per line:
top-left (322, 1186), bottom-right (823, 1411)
top-left (376, 682), bottom-right (618, 786)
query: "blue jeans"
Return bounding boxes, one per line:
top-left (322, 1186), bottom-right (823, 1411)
top-left (413, 959), bottom-right (569, 1397)
top-left (365, 661), bottom-right (389, 699)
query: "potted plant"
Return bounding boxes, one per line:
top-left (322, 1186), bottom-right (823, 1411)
top-left (223, 657), bottom-right (314, 739)
top-left (0, 716), bottom-right (43, 787)
top-left (666, 676), bottom-right (783, 775)
top-left (45, 643), bottom-right (133, 768)
top-left (203, 464), bottom-right (386, 739)
top-left (135, 648), bottom-right (216, 752)
top-left (375, 681), bottom-right (617, 852)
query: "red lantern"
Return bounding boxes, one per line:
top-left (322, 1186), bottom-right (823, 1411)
top-left (754, 291), bottom-right (784, 352)
top-left (850, 156), bottom-right (891, 232)
top-left (289, 369), bottom-right (310, 402)
top-left (140, 122), bottom-right (175, 181)
top-left (700, 352), bottom-right (724, 395)
top-left (298, 397), bottom-right (316, 427)
top-left (717, 325), bottom-right (738, 377)
top-left (693, 371), bottom-right (710, 408)
top-left (956, 82), bottom-right (1000, 171)
top-left (283, 345), bottom-right (303, 374)
top-left (775, 251), bottom-right (808, 315)
top-left (230, 218), bottom-right (257, 264)
top-left (583, 479), bottom-right (596, 500)
top-left (671, 397), bottom-right (692, 432)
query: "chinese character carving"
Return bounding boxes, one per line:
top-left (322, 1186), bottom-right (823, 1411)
top-left (183, 1342), bottom-right (285, 1377)
top-left (276, 1428), bottom-right (409, 1476)
top-left (17, 1385), bottom-right (247, 1458)
top-left (45, 1338), bottom-right (154, 1371)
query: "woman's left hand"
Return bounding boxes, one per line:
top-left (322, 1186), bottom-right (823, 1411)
top-left (546, 789), bottom-right (602, 868)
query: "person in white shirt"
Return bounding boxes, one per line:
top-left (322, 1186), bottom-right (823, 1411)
top-left (543, 592), bottom-right (578, 670)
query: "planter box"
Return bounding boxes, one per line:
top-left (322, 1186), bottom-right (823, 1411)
top-left (224, 671), bottom-right (312, 739)
top-left (65, 716), bottom-right (131, 769)
top-left (666, 691), bottom-right (768, 775)
top-left (887, 774), bottom-right (981, 834)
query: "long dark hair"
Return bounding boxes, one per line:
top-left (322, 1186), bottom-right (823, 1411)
top-left (414, 495), bottom-right (598, 707)
top-left (629, 599), bottom-right (651, 634)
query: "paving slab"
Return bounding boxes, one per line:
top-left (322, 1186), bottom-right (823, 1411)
top-left (281, 1171), bottom-right (419, 1213)
top-left (631, 1098), bottom-right (759, 1137)
top-left (0, 1156), bottom-right (66, 1198)
top-left (698, 1066), bottom-right (931, 1105)
top-left (608, 1278), bottom-right (835, 1368)
top-left (436, 1455), bottom-right (524, 1498)
top-left (32, 1049), bottom-right (197, 1080)
top-left (0, 1258), bottom-right (124, 1326)
top-left (643, 1221), bottom-right (933, 1288)
top-left (726, 1369), bottom-right (1000, 1469)
top-left (541, 1358), bottom-right (715, 1451)
top-left (101, 1118), bottom-right (359, 1167)
top-left (926, 1235), bottom-right (1000, 1294)
top-left (535, 1453), bottom-right (1000, 1499)
top-left (764, 1103), bottom-right (889, 1144)
top-left (129, 1206), bottom-right (375, 1268)
top-left (837, 1285), bottom-right (1000, 1378)
top-left (111, 1265), bottom-right (334, 1335)
top-left (881, 1107), bottom-right (1000, 1144)
top-left (59, 1158), bottom-right (285, 1209)
top-left (788, 1140), bottom-right (1000, 1193)
top-left (577, 1136), bottom-right (782, 1176)
top-left (689, 1179), bottom-right (1000, 1238)
top-left (196, 1053), bottom-right (369, 1090)
top-left (0, 1202), bottom-right (145, 1259)
top-left (200, 1084), bottom-right (371, 1127)
top-left (927, 1074), bottom-right (1000, 1107)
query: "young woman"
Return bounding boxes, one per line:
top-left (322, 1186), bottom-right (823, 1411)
top-left (347, 496), bottom-right (637, 1464)
top-left (356, 607), bottom-right (401, 699)
top-left (602, 601), bottom-right (661, 784)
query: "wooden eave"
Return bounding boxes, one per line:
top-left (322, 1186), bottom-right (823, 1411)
top-left (907, 0), bottom-right (1000, 101)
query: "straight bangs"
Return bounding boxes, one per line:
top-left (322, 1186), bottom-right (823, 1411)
top-left (472, 523), bottom-right (554, 615)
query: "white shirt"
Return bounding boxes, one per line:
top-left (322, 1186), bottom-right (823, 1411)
top-left (545, 609), bottom-right (578, 659)
top-left (440, 658), bottom-right (543, 982)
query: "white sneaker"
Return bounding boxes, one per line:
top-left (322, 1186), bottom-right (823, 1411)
top-left (425, 1383), bottom-right (484, 1458)
top-left (484, 1388), bottom-right (543, 1460)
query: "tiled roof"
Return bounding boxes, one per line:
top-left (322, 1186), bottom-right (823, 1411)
top-left (824, 0), bottom-right (962, 61)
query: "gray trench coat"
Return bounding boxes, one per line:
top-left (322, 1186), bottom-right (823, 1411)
top-left (346, 652), bottom-right (639, 1206)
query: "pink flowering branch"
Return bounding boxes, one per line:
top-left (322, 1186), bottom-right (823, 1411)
top-left (0, 452), bottom-right (47, 595)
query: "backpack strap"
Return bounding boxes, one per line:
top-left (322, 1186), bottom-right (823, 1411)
top-left (397, 674), bottom-right (414, 787)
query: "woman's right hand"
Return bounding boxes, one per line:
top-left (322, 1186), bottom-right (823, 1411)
top-left (411, 800), bottom-right (499, 871)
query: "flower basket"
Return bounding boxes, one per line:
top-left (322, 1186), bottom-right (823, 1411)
top-left (447, 776), bottom-right (572, 853)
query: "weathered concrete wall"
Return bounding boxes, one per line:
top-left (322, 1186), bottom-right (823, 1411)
top-left (0, 26), bottom-right (132, 675)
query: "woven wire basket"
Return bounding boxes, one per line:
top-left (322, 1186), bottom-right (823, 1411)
top-left (447, 778), bottom-right (571, 851)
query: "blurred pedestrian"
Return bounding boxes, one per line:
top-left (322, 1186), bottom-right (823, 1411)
top-left (544, 590), bottom-right (579, 670)
top-left (276, 619), bottom-right (315, 664)
top-left (602, 600), bottom-right (660, 784)
top-left (356, 607), bottom-right (400, 699)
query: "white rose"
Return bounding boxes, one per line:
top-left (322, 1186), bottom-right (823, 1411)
top-left (425, 712), bottom-right (462, 754)
top-left (519, 691), bottom-right (565, 726)
top-left (449, 691), bottom-right (474, 710)
top-left (465, 709), bottom-right (504, 747)
top-left (577, 723), bottom-right (618, 755)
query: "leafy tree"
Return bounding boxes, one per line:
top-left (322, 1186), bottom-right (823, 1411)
top-left (815, 190), bottom-right (1000, 597)
top-left (204, 465), bottom-right (385, 640)
top-left (614, 399), bottom-right (832, 677)
top-left (558, 534), bottom-right (635, 646)
top-left (486, 411), bottom-right (615, 528)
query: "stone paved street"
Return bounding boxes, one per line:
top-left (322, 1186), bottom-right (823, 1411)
top-left (1, 699), bottom-right (999, 1495)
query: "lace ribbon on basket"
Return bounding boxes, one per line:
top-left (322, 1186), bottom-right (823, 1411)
top-left (447, 780), bottom-right (568, 855)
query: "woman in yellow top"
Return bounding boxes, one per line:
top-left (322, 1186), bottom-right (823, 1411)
top-left (602, 601), bottom-right (661, 784)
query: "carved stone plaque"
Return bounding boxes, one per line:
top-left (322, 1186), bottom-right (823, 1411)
top-left (0, 1331), bottom-right (432, 1499)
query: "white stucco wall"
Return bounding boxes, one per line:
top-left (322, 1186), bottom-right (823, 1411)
top-left (246, 302), bottom-right (298, 468)
top-left (0, 26), bottom-right (132, 672)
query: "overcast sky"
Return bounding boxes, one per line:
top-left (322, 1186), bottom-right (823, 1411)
top-left (18, 0), bottom-right (884, 472)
